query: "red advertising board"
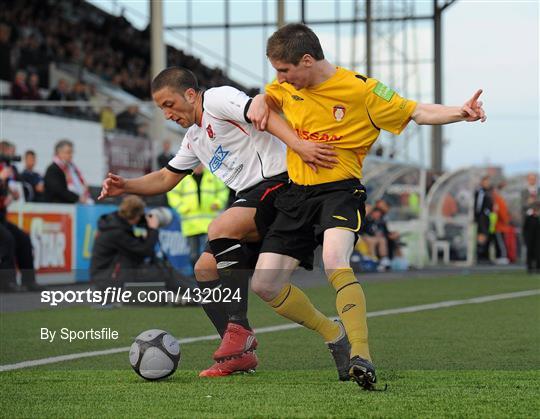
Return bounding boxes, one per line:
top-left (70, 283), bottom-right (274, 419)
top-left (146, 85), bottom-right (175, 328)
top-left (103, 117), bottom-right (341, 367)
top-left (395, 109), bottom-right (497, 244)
top-left (7, 212), bottom-right (73, 273)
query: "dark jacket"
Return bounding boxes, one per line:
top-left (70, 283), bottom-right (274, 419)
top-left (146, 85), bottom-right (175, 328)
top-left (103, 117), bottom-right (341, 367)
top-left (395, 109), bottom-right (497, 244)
top-left (43, 162), bottom-right (79, 203)
top-left (90, 212), bottom-right (158, 289)
top-left (47, 88), bottom-right (68, 101)
top-left (21, 169), bottom-right (44, 202)
top-left (474, 187), bottom-right (493, 221)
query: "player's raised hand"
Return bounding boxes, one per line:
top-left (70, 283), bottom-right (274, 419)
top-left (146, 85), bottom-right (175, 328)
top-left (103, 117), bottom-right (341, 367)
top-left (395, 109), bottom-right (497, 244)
top-left (98, 172), bottom-right (126, 200)
top-left (247, 94), bottom-right (270, 131)
top-left (461, 89), bottom-right (487, 122)
top-left (294, 140), bottom-right (339, 172)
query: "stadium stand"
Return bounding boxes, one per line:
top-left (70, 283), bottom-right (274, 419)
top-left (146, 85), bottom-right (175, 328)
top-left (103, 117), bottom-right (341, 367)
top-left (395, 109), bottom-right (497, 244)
top-left (0, 0), bottom-right (257, 102)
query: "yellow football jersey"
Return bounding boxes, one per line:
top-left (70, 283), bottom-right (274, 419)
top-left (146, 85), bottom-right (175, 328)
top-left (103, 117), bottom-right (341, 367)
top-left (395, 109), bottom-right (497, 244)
top-left (266, 67), bottom-right (417, 185)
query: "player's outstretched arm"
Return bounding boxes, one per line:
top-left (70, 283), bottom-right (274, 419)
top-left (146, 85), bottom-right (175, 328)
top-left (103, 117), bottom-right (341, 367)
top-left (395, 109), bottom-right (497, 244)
top-left (412, 89), bottom-right (487, 125)
top-left (265, 109), bottom-right (338, 172)
top-left (98, 168), bottom-right (185, 200)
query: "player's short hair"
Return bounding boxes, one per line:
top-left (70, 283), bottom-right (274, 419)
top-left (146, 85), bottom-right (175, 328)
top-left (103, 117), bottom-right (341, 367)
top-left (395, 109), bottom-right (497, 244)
top-left (266, 24), bottom-right (324, 65)
top-left (118, 195), bottom-right (145, 221)
top-left (54, 139), bottom-right (73, 154)
top-left (25, 150), bottom-right (36, 157)
top-left (151, 67), bottom-right (200, 95)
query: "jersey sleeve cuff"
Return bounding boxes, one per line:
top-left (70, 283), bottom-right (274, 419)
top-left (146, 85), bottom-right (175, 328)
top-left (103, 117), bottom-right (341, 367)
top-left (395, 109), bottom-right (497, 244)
top-left (166, 164), bottom-right (193, 174)
top-left (244, 98), bottom-right (253, 123)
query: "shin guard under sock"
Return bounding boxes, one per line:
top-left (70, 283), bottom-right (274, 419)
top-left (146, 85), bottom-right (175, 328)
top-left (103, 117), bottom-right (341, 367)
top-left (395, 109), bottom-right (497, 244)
top-left (209, 238), bottom-right (251, 330)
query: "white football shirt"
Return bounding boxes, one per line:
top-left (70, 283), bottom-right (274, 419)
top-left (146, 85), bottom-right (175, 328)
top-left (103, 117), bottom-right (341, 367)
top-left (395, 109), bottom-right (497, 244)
top-left (167, 86), bottom-right (287, 192)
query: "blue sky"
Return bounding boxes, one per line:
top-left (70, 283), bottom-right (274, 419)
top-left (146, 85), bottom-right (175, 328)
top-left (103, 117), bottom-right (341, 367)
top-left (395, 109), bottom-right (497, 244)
top-left (89, 0), bottom-right (539, 175)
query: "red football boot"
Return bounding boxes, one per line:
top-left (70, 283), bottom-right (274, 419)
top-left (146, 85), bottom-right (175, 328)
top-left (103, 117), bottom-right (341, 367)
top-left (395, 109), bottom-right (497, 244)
top-left (213, 323), bottom-right (258, 360)
top-left (199, 351), bottom-right (258, 377)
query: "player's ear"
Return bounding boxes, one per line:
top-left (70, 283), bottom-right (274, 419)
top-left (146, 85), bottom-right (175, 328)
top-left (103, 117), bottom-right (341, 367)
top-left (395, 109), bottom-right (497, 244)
top-left (184, 88), bottom-right (197, 104)
top-left (301, 54), bottom-right (314, 68)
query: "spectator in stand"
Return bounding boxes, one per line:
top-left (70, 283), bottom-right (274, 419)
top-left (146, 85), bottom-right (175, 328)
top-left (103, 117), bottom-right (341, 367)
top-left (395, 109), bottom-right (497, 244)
top-left (2, 0), bottom-right (257, 103)
top-left (157, 139), bottom-right (174, 168)
top-left (0, 24), bottom-right (12, 81)
top-left (68, 80), bottom-right (90, 117)
top-left (10, 69), bottom-right (28, 99)
top-left (100, 101), bottom-right (116, 131)
top-left (474, 176), bottom-right (493, 263)
top-left (47, 78), bottom-right (69, 101)
top-left (47, 78), bottom-right (70, 115)
top-left (493, 181), bottom-right (513, 264)
top-left (87, 83), bottom-right (101, 118)
top-left (21, 150), bottom-right (44, 202)
top-left (26, 73), bottom-right (42, 100)
top-left (44, 139), bottom-right (93, 204)
top-left (116, 104), bottom-right (139, 135)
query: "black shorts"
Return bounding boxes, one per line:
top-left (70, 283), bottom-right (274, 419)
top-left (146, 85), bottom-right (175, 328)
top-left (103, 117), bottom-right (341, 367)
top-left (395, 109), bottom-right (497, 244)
top-left (202, 172), bottom-right (289, 267)
top-left (230, 172), bottom-right (289, 238)
top-left (260, 178), bottom-right (367, 269)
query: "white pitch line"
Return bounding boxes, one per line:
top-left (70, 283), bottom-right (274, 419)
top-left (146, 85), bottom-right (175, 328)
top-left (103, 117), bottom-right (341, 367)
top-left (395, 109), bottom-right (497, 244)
top-left (1, 289), bottom-right (539, 372)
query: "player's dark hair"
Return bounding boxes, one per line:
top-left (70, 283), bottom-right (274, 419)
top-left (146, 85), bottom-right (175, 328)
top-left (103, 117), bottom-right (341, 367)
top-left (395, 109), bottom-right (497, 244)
top-left (151, 67), bottom-right (201, 94)
top-left (266, 24), bottom-right (324, 65)
top-left (25, 150), bottom-right (36, 157)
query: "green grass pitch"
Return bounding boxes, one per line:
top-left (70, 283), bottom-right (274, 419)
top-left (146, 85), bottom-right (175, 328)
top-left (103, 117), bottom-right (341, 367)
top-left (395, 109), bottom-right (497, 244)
top-left (1, 272), bottom-right (539, 418)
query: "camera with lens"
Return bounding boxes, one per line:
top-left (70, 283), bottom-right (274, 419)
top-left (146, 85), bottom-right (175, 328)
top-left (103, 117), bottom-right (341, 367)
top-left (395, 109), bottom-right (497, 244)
top-left (147, 207), bottom-right (173, 228)
top-left (0, 154), bottom-right (22, 164)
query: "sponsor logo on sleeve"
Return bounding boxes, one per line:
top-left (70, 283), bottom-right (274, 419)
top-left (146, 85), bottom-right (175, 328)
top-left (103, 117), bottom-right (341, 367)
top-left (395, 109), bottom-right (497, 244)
top-left (373, 82), bottom-right (395, 102)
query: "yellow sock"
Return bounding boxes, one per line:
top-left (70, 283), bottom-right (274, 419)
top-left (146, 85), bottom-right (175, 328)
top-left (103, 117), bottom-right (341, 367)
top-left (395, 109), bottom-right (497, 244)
top-left (328, 268), bottom-right (371, 360)
top-left (269, 284), bottom-right (340, 342)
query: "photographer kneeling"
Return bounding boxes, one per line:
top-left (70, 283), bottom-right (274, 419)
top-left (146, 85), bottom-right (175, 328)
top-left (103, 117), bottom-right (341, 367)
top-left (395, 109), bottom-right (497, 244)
top-left (90, 195), bottom-right (160, 291)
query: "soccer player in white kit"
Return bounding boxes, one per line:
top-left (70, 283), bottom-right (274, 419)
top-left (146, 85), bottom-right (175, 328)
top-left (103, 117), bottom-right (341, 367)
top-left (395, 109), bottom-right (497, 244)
top-left (99, 67), bottom-right (340, 376)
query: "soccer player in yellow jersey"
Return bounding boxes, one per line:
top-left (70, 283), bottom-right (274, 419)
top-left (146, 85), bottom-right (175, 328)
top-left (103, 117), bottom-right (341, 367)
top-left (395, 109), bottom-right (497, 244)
top-left (248, 24), bottom-right (486, 390)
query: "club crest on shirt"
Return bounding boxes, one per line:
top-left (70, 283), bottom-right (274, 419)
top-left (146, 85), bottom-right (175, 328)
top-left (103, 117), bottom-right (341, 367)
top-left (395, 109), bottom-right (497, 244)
top-left (206, 124), bottom-right (215, 139)
top-left (333, 105), bottom-right (346, 121)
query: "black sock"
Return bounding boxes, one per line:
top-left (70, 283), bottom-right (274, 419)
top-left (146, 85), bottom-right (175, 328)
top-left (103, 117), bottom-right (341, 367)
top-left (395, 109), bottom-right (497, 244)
top-left (196, 279), bottom-right (228, 337)
top-left (209, 238), bottom-right (251, 330)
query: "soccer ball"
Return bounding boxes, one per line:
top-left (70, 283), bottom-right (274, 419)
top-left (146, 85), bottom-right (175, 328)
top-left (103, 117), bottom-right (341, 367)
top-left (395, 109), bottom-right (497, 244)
top-left (129, 329), bottom-right (181, 380)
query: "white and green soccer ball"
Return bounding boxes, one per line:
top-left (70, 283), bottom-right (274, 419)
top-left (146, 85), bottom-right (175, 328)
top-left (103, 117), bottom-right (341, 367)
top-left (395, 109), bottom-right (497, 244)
top-left (129, 329), bottom-right (181, 380)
